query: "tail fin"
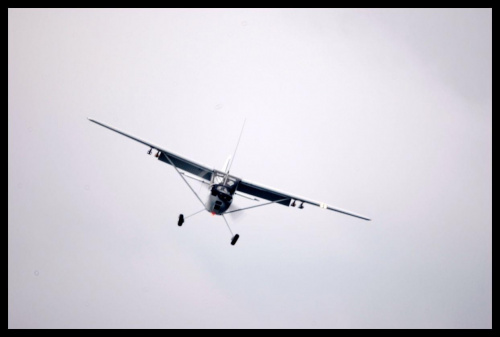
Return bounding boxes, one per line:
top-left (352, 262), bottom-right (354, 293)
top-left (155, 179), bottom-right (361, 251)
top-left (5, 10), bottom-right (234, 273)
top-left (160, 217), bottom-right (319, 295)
top-left (222, 156), bottom-right (232, 173)
top-left (223, 119), bottom-right (246, 182)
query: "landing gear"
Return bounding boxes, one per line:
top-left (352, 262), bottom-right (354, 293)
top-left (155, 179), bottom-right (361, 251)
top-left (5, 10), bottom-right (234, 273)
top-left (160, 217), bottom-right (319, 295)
top-left (178, 209), bottom-right (205, 227)
top-left (177, 212), bottom-right (241, 245)
top-left (155, 151), bottom-right (161, 158)
top-left (222, 215), bottom-right (240, 246)
top-left (147, 148), bottom-right (152, 155)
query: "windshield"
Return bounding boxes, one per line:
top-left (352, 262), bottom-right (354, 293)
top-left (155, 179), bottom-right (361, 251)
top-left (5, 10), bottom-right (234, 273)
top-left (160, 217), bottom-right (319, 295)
top-left (210, 170), bottom-right (241, 193)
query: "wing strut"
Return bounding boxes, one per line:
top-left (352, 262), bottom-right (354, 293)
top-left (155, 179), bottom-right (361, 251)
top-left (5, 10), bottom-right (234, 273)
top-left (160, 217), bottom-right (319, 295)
top-left (163, 153), bottom-right (206, 209)
top-left (224, 198), bottom-right (290, 214)
top-left (181, 172), bottom-right (210, 185)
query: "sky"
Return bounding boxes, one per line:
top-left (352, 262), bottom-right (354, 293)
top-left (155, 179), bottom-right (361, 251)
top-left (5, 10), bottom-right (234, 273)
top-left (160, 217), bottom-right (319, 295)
top-left (8, 9), bottom-right (491, 329)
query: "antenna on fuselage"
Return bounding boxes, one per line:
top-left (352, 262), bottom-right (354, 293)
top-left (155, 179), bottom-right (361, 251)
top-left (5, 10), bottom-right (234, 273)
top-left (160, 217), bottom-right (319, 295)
top-left (223, 119), bottom-right (246, 184)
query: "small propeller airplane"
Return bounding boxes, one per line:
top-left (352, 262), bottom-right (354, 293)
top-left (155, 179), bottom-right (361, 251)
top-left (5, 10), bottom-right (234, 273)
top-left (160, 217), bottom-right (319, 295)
top-left (88, 118), bottom-right (370, 246)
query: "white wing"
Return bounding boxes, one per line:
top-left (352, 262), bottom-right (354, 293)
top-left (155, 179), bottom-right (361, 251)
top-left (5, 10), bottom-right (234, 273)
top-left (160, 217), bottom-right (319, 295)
top-left (88, 118), bottom-right (214, 181)
top-left (89, 118), bottom-right (370, 221)
top-left (237, 179), bottom-right (371, 221)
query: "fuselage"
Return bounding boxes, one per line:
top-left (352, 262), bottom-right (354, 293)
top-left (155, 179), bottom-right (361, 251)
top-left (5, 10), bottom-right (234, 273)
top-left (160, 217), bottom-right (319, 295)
top-left (206, 183), bottom-right (234, 215)
top-left (206, 168), bottom-right (241, 215)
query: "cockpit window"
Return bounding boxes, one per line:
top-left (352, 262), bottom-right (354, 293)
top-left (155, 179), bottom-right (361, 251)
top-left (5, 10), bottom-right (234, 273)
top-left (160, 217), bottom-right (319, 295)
top-left (210, 170), bottom-right (240, 193)
top-left (217, 186), bottom-right (228, 193)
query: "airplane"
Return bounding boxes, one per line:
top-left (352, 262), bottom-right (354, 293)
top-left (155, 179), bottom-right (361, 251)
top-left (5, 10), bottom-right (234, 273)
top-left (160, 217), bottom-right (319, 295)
top-left (88, 118), bottom-right (371, 246)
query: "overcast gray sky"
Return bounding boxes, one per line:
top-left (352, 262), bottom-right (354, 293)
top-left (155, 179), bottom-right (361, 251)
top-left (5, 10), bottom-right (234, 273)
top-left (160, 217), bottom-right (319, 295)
top-left (8, 9), bottom-right (491, 328)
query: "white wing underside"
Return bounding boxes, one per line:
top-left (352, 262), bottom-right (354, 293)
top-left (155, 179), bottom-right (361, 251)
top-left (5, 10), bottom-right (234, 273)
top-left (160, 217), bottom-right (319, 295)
top-left (236, 179), bottom-right (370, 221)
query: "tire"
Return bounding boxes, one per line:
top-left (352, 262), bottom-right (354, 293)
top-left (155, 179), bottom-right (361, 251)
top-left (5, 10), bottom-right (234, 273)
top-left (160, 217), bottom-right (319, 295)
top-left (231, 234), bottom-right (240, 246)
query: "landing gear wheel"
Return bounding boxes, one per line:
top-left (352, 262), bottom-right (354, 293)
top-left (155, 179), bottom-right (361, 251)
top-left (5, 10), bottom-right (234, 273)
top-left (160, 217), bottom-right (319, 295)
top-left (178, 214), bottom-right (184, 226)
top-left (231, 234), bottom-right (240, 246)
